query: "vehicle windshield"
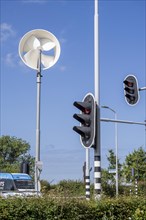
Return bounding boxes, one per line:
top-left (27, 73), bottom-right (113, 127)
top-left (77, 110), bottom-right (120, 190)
top-left (12, 173), bottom-right (35, 190)
top-left (14, 179), bottom-right (34, 189)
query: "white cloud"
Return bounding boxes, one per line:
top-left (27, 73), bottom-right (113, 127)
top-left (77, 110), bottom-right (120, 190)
top-left (60, 37), bottom-right (67, 44)
top-left (3, 53), bottom-right (31, 71)
top-left (60, 29), bottom-right (67, 44)
top-left (5, 53), bottom-right (17, 67)
top-left (0, 23), bottom-right (16, 42)
top-left (60, 65), bottom-right (66, 72)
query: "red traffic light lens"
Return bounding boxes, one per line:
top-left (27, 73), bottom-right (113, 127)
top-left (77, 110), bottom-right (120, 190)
top-left (84, 109), bottom-right (90, 114)
top-left (127, 82), bottom-right (133, 87)
top-left (124, 80), bottom-right (133, 87)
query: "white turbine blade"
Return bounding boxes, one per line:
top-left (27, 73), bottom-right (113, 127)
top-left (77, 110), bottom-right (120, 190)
top-left (40, 38), bottom-right (55, 51)
top-left (23, 35), bottom-right (40, 52)
top-left (24, 49), bottom-right (40, 69)
top-left (41, 54), bottom-right (54, 68)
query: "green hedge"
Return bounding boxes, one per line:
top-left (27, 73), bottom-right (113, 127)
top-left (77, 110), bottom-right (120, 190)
top-left (0, 196), bottom-right (146, 220)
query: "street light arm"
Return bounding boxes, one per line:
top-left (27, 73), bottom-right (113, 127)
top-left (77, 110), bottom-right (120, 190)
top-left (101, 105), bottom-right (116, 114)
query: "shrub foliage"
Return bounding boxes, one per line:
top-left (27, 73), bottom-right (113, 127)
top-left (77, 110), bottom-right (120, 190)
top-left (0, 196), bottom-right (145, 220)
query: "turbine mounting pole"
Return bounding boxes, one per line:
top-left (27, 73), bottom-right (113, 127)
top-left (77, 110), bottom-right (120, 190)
top-left (35, 50), bottom-right (42, 193)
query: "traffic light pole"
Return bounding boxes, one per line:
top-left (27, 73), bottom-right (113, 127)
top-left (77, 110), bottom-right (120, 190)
top-left (85, 148), bottom-right (90, 200)
top-left (94, 0), bottom-right (101, 199)
top-left (94, 104), bottom-right (101, 199)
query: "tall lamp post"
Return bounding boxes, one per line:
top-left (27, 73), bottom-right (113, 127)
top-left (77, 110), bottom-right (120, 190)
top-left (101, 106), bottom-right (118, 196)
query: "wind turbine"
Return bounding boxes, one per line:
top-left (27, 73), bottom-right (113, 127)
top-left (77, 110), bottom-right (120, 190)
top-left (19, 29), bottom-right (61, 192)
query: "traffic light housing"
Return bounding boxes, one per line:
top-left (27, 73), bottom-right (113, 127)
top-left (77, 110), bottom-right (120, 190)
top-left (20, 161), bottom-right (30, 174)
top-left (73, 93), bottom-right (95, 148)
top-left (123, 75), bottom-right (139, 105)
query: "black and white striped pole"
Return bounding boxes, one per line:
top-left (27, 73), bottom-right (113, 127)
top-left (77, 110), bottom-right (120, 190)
top-left (83, 157), bottom-right (92, 200)
top-left (94, 0), bottom-right (101, 199)
top-left (135, 179), bottom-right (138, 197)
top-left (85, 149), bottom-right (90, 200)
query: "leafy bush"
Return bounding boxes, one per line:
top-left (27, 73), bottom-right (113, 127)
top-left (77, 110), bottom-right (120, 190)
top-left (40, 180), bottom-right (51, 193)
top-left (47, 180), bottom-right (88, 197)
top-left (0, 196), bottom-right (145, 220)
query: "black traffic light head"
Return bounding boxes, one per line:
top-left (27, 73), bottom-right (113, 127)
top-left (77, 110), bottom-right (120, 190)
top-left (123, 75), bottom-right (139, 105)
top-left (20, 161), bottom-right (29, 174)
top-left (73, 93), bottom-right (95, 148)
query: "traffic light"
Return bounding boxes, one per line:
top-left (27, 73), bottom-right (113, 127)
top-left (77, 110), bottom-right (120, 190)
top-left (123, 75), bottom-right (139, 105)
top-left (20, 161), bottom-right (30, 174)
top-left (73, 93), bottom-right (95, 148)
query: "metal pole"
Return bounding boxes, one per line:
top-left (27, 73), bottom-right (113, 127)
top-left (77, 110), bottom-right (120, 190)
top-left (139, 87), bottom-right (146, 91)
top-left (115, 113), bottom-right (118, 196)
top-left (94, 1), bottom-right (99, 102)
top-left (35, 51), bottom-right (42, 193)
top-left (85, 148), bottom-right (90, 200)
top-left (94, 0), bottom-right (101, 199)
top-left (100, 118), bottom-right (146, 126)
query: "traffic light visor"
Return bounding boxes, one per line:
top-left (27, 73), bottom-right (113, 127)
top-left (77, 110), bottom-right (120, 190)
top-left (124, 80), bottom-right (134, 87)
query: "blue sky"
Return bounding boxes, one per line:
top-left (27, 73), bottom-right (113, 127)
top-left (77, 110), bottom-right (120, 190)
top-left (0, 0), bottom-right (146, 183)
